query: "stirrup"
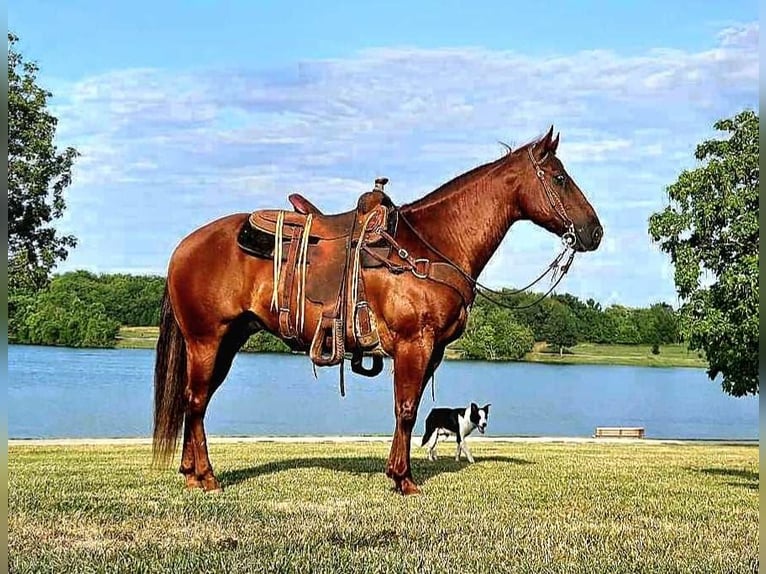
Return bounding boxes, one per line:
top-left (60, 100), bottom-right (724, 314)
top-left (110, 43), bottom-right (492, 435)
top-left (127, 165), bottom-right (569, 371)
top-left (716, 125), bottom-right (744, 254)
top-left (353, 301), bottom-right (380, 350)
top-left (350, 351), bottom-right (384, 377)
top-left (310, 316), bottom-right (344, 367)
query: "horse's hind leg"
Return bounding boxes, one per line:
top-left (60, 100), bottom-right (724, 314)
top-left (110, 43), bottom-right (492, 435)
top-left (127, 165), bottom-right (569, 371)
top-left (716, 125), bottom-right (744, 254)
top-left (181, 317), bottom-right (255, 491)
top-left (179, 338), bottom-right (223, 491)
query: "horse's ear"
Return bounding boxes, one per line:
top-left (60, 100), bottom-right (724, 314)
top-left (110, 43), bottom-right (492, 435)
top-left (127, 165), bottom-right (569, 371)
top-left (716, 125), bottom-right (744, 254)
top-left (541, 125), bottom-right (554, 150)
top-left (534, 125), bottom-right (555, 159)
top-left (550, 132), bottom-right (560, 154)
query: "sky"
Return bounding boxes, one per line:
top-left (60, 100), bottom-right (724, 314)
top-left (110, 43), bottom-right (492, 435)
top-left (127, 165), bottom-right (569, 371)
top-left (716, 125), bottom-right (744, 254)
top-left (9, 1), bottom-right (759, 308)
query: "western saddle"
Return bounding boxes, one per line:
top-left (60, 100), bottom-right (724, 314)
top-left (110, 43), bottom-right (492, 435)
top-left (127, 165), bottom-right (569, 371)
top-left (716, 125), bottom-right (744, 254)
top-left (237, 177), bottom-right (475, 394)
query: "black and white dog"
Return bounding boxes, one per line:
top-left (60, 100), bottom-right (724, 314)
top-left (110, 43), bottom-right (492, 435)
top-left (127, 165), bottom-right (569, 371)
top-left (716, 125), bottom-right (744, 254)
top-left (420, 403), bottom-right (491, 463)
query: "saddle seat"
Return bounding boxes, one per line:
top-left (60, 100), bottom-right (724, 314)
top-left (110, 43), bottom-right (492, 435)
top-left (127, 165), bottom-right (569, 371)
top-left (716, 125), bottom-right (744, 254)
top-left (253, 179), bottom-right (394, 241)
top-left (289, 179), bottom-right (392, 217)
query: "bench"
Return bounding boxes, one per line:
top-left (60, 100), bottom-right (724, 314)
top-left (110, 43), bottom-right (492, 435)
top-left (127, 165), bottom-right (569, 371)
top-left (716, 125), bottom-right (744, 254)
top-left (594, 427), bottom-right (645, 439)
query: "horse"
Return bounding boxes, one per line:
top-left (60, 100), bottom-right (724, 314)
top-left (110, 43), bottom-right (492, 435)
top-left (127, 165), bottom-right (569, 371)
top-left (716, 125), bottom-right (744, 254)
top-left (152, 126), bottom-right (603, 495)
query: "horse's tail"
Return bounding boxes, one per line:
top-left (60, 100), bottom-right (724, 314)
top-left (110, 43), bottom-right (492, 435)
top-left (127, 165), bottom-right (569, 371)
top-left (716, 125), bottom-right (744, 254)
top-left (152, 284), bottom-right (187, 468)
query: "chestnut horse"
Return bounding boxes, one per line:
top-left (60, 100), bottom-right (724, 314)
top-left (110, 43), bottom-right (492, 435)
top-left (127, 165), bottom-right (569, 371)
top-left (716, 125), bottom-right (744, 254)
top-left (152, 126), bottom-right (602, 495)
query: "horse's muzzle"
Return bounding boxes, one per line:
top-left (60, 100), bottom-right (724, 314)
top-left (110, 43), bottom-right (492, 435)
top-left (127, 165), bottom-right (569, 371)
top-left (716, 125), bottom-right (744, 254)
top-left (575, 223), bottom-right (603, 252)
top-left (589, 225), bottom-right (603, 249)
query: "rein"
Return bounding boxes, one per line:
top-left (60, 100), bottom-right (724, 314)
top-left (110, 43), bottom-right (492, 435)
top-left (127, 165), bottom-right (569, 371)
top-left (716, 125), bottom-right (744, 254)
top-left (398, 214), bottom-right (576, 310)
top-left (389, 145), bottom-right (578, 311)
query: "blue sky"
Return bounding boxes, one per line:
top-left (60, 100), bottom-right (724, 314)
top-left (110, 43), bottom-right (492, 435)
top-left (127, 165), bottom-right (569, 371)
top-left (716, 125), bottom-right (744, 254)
top-left (10, 1), bottom-right (758, 307)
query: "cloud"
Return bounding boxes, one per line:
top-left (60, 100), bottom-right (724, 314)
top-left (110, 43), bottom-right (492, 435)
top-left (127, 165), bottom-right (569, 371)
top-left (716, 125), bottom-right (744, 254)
top-left (51, 22), bottom-right (758, 306)
top-left (717, 21), bottom-right (759, 47)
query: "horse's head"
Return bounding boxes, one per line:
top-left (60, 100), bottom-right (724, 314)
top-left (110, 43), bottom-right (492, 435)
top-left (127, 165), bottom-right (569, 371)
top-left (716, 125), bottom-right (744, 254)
top-left (512, 126), bottom-right (603, 252)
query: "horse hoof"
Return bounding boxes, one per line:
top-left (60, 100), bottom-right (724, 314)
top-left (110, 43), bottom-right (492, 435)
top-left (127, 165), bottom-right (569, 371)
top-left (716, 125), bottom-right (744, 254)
top-left (201, 476), bottom-right (223, 493)
top-left (184, 474), bottom-right (203, 490)
top-left (398, 478), bottom-right (422, 496)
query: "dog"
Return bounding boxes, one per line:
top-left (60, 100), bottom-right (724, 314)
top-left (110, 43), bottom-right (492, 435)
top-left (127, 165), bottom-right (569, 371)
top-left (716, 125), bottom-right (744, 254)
top-left (420, 403), bottom-right (491, 463)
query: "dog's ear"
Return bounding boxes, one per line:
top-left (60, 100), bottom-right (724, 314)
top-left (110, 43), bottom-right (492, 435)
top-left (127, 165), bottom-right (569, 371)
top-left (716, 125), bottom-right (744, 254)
top-left (483, 403), bottom-right (491, 413)
top-left (470, 402), bottom-right (478, 412)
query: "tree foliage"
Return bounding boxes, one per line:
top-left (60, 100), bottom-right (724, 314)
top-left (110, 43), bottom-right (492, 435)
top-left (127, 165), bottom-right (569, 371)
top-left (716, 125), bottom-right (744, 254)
top-left (544, 302), bottom-right (579, 354)
top-left (460, 305), bottom-right (535, 361)
top-left (9, 271), bottom-right (685, 359)
top-left (649, 110), bottom-right (758, 396)
top-left (242, 331), bottom-right (292, 354)
top-left (10, 272), bottom-right (164, 347)
top-left (8, 32), bottom-right (79, 294)
top-left (468, 288), bottom-right (679, 352)
top-left (13, 281), bottom-right (119, 348)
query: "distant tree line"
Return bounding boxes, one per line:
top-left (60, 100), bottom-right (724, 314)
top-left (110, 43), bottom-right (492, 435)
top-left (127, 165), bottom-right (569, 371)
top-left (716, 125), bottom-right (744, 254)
top-left (9, 271), bottom-right (680, 357)
top-left (10, 271), bottom-right (164, 348)
top-left (455, 289), bottom-right (680, 360)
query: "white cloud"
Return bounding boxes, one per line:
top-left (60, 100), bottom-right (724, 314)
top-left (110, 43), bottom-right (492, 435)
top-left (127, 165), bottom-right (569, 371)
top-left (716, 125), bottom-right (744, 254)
top-left (717, 21), bottom-right (759, 47)
top-left (51, 22), bottom-right (758, 306)
top-left (561, 139), bottom-right (633, 162)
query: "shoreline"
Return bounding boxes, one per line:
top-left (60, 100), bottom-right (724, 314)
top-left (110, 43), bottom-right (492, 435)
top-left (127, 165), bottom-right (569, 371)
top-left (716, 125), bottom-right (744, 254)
top-left (9, 435), bottom-right (758, 447)
top-left (11, 338), bottom-right (709, 369)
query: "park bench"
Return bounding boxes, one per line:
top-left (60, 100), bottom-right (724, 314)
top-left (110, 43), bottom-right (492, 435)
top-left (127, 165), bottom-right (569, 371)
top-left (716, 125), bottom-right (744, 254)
top-left (594, 427), bottom-right (645, 439)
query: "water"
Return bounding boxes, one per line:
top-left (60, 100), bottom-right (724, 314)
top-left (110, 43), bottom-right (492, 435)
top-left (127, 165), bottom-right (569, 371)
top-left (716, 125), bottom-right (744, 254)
top-left (8, 345), bottom-right (759, 440)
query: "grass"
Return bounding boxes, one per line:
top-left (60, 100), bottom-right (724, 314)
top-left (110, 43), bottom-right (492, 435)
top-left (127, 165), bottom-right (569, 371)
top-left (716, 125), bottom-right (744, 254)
top-left (115, 326), bottom-right (160, 349)
top-left (117, 326), bottom-right (707, 368)
top-left (522, 342), bottom-right (708, 369)
top-left (9, 440), bottom-right (758, 573)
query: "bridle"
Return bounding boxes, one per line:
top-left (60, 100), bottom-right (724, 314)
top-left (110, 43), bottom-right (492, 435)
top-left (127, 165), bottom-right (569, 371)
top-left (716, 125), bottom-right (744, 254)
top-left (528, 145), bottom-right (578, 249)
top-left (396, 145), bottom-right (578, 310)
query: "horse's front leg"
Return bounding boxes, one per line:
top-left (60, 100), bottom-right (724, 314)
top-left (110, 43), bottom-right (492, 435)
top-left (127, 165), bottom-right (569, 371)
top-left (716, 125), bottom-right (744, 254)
top-left (386, 336), bottom-right (435, 495)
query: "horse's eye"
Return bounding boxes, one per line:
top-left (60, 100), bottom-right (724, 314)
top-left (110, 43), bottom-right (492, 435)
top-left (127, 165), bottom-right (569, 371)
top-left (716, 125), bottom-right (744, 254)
top-left (553, 174), bottom-right (567, 187)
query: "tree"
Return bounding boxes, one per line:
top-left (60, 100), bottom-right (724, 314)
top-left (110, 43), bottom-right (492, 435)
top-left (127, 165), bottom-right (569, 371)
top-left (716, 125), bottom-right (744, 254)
top-left (646, 303), bottom-right (679, 346)
top-left (604, 305), bottom-right (640, 344)
top-left (649, 110), bottom-right (758, 396)
top-left (13, 282), bottom-right (120, 348)
top-left (9, 32), bottom-right (79, 294)
top-left (460, 306), bottom-right (534, 361)
top-left (578, 298), bottom-right (616, 343)
top-left (545, 302), bottom-right (579, 354)
top-left (242, 331), bottom-right (291, 354)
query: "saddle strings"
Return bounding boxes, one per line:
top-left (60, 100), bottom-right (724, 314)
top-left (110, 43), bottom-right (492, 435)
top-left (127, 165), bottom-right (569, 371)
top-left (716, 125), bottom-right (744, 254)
top-left (351, 210), bottom-right (380, 315)
top-left (271, 211), bottom-right (285, 312)
top-left (296, 214), bottom-right (313, 333)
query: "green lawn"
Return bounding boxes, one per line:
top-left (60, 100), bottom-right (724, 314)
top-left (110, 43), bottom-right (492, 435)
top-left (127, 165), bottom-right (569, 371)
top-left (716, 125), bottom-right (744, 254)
top-left (117, 326), bottom-right (707, 368)
top-left (9, 441), bottom-right (758, 573)
top-left (115, 326), bottom-right (160, 349)
top-left (522, 342), bottom-right (707, 368)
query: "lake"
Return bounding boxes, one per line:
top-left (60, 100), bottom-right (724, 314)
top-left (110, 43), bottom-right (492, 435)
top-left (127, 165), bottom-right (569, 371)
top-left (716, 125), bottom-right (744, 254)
top-left (7, 345), bottom-right (758, 440)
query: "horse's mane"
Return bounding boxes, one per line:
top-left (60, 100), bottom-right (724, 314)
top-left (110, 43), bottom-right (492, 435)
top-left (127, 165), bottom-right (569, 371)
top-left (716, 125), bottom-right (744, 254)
top-left (401, 139), bottom-right (528, 213)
